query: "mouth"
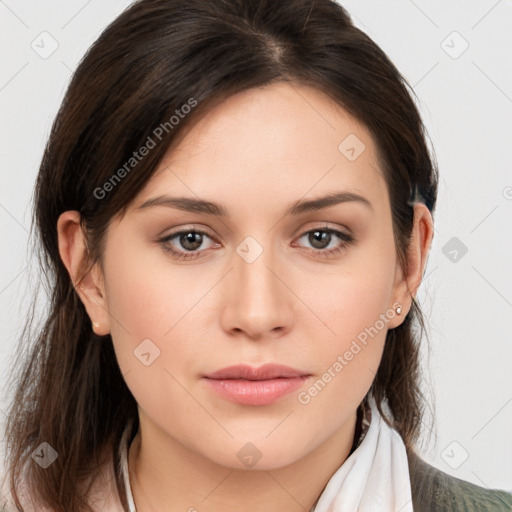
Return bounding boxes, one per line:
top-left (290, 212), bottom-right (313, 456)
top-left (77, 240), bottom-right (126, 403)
top-left (202, 363), bottom-right (312, 406)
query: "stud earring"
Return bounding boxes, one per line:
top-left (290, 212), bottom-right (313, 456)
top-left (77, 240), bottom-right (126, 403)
top-left (92, 321), bottom-right (100, 330)
top-left (395, 306), bottom-right (402, 315)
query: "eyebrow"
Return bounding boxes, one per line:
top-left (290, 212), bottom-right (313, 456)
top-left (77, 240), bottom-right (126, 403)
top-left (136, 191), bottom-right (373, 216)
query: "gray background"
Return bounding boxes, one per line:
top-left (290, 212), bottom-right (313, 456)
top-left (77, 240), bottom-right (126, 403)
top-left (1, 0), bottom-right (511, 491)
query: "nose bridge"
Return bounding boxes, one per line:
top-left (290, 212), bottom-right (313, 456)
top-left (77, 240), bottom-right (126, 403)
top-left (224, 232), bottom-right (291, 336)
top-left (234, 233), bottom-right (280, 300)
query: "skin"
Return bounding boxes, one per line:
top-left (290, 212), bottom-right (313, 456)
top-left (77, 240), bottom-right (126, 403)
top-left (58, 82), bottom-right (433, 512)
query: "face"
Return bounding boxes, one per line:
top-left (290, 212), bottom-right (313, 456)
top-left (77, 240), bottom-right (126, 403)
top-left (94, 82), bottom-right (406, 469)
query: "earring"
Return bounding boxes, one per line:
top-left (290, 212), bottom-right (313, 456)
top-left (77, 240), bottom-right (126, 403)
top-left (395, 306), bottom-right (402, 315)
top-left (92, 321), bottom-right (100, 330)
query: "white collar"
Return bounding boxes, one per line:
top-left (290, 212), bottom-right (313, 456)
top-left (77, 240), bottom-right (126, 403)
top-left (119, 422), bottom-right (137, 512)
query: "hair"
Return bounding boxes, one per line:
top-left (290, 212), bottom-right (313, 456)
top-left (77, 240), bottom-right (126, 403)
top-left (2, 0), bottom-right (438, 510)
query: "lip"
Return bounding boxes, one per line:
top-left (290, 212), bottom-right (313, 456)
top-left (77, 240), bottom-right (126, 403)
top-left (202, 364), bottom-right (311, 406)
top-left (204, 363), bottom-right (308, 380)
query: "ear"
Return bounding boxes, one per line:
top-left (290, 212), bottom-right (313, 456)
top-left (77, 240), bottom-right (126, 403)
top-left (388, 202), bottom-right (434, 328)
top-left (57, 210), bottom-right (111, 336)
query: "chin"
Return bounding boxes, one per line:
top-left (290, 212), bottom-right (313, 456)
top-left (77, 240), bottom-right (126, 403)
top-left (203, 438), bottom-right (307, 472)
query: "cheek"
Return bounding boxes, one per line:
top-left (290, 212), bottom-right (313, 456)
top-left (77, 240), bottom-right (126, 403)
top-left (299, 288), bottom-right (390, 417)
top-left (106, 265), bottom-right (167, 337)
top-left (103, 244), bottom-right (211, 376)
top-left (315, 242), bottom-right (396, 342)
top-left (301, 240), bottom-right (395, 395)
top-left (101, 240), bottom-right (166, 365)
top-left (102, 255), bottom-right (200, 419)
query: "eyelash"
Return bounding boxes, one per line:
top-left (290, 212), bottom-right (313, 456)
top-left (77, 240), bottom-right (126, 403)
top-left (157, 226), bottom-right (355, 261)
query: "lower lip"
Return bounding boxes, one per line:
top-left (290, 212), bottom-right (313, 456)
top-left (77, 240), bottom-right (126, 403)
top-left (202, 376), bottom-right (310, 406)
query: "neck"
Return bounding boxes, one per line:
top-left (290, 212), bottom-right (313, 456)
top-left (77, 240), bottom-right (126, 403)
top-left (128, 412), bottom-right (357, 512)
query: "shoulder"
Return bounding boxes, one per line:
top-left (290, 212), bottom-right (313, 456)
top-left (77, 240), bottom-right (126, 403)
top-left (0, 464), bottom-right (25, 512)
top-left (407, 449), bottom-right (512, 512)
top-left (0, 461), bottom-right (53, 512)
top-left (0, 456), bottom-right (124, 512)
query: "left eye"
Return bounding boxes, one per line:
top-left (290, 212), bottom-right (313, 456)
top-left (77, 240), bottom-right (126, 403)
top-left (295, 228), bottom-right (354, 252)
top-left (158, 227), bottom-right (354, 261)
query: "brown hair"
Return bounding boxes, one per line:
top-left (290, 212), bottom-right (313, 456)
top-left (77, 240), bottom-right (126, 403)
top-left (3, 0), bottom-right (438, 510)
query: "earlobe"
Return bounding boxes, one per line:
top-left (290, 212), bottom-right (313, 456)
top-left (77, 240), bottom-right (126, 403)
top-left (57, 210), bottom-right (111, 335)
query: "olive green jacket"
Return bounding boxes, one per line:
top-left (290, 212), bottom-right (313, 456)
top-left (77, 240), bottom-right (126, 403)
top-left (407, 450), bottom-right (512, 511)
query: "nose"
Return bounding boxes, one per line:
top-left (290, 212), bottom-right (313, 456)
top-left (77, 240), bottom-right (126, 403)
top-left (220, 238), bottom-right (294, 341)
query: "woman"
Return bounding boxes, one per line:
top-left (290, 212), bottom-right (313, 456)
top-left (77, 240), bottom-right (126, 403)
top-left (1, 0), bottom-right (511, 511)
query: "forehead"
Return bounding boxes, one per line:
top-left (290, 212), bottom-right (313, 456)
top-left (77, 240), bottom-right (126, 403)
top-left (131, 82), bottom-right (388, 217)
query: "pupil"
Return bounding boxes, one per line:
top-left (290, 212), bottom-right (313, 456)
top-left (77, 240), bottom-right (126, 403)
top-left (182, 232), bottom-right (202, 250)
top-left (311, 230), bottom-right (329, 249)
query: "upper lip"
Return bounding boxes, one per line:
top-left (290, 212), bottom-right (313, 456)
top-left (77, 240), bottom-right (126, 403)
top-left (204, 363), bottom-right (309, 380)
